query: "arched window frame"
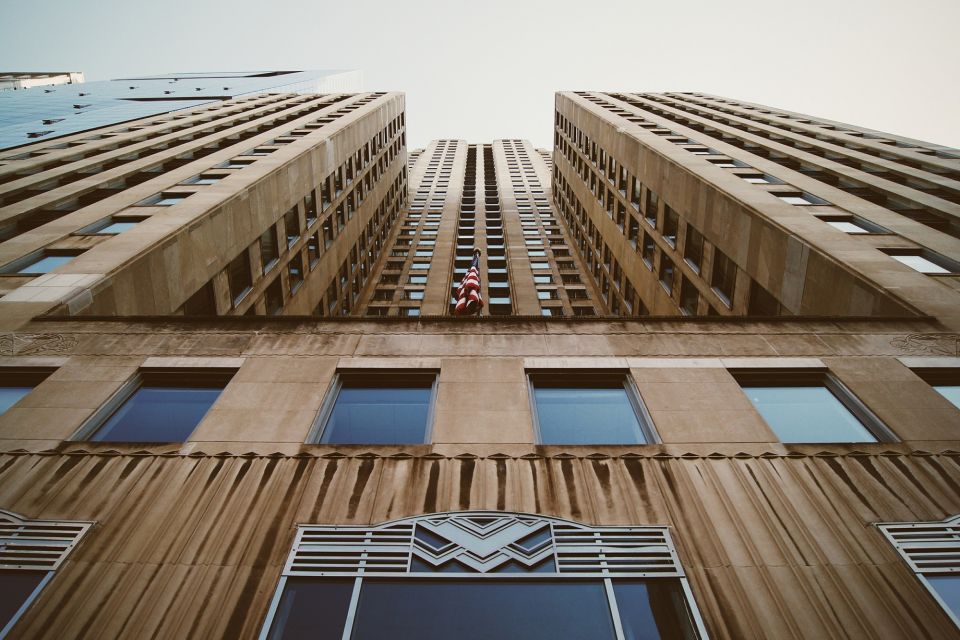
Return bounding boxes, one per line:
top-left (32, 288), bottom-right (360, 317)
top-left (260, 510), bottom-right (710, 639)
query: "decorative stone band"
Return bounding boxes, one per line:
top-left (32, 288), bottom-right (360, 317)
top-left (0, 509), bottom-right (94, 571)
top-left (877, 513), bottom-right (960, 575)
top-left (283, 511), bottom-right (685, 578)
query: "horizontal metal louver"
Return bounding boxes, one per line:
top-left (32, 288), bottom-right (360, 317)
top-left (0, 509), bottom-right (93, 571)
top-left (285, 511), bottom-right (683, 578)
top-left (877, 514), bottom-right (960, 575)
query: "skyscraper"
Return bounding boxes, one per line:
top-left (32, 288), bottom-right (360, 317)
top-left (0, 70), bottom-right (362, 151)
top-left (0, 88), bottom-right (958, 639)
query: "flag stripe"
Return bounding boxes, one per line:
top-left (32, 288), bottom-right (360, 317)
top-left (454, 253), bottom-right (483, 316)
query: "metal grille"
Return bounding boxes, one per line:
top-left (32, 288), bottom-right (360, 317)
top-left (285, 511), bottom-right (684, 578)
top-left (0, 509), bottom-right (93, 571)
top-left (878, 514), bottom-right (960, 575)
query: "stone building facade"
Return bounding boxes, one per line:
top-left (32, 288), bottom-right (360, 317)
top-left (0, 90), bottom-right (959, 639)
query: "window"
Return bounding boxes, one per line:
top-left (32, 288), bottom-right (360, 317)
top-left (0, 510), bottom-right (92, 637)
top-left (78, 369), bottom-right (234, 443)
top-left (260, 226), bottom-right (280, 273)
top-left (265, 278), bottom-right (284, 314)
top-left (734, 369), bottom-right (891, 443)
top-left (684, 226), bottom-right (704, 272)
top-left (5, 251), bottom-right (82, 275)
top-left (262, 512), bottom-right (703, 640)
top-left (77, 216), bottom-right (147, 235)
top-left (227, 251), bottom-right (252, 306)
top-left (878, 513), bottom-right (960, 630)
top-left (658, 255), bottom-right (675, 295)
top-left (818, 215), bottom-right (886, 234)
top-left (136, 192), bottom-right (192, 207)
top-left (0, 368), bottom-right (54, 415)
top-left (711, 249), bottom-right (736, 307)
top-left (304, 191), bottom-right (318, 227)
top-left (912, 368), bottom-right (960, 409)
top-left (662, 207), bottom-right (679, 246)
top-left (748, 280), bottom-right (781, 316)
top-left (679, 277), bottom-right (699, 315)
top-left (288, 253), bottom-right (305, 293)
top-left (641, 232), bottom-right (656, 269)
top-left (409, 275), bottom-right (428, 284)
top-left (883, 249), bottom-right (958, 275)
top-left (643, 188), bottom-right (659, 227)
top-left (311, 372), bottom-right (437, 444)
top-left (307, 234), bottom-right (320, 269)
top-left (284, 207), bottom-right (301, 246)
top-left (529, 373), bottom-right (655, 445)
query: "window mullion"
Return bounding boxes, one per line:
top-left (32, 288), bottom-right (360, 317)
top-left (603, 577), bottom-right (627, 640)
top-left (340, 577), bottom-right (363, 640)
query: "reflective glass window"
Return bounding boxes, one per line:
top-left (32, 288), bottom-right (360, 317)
top-left (739, 375), bottom-right (880, 443)
top-left (87, 371), bottom-right (232, 443)
top-left (318, 373), bottom-right (435, 444)
top-left (531, 374), bottom-right (650, 444)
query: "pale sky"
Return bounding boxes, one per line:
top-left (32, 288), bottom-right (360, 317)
top-left (1, 0), bottom-right (958, 150)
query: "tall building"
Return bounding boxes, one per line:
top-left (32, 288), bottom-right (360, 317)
top-left (0, 70), bottom-right (362, 151)
top-left (0, 90), bottom-right (959, 639)
top-left (0, 72), bottom-right (84, 92)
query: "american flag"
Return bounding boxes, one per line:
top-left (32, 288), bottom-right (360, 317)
top-left (454, 250), bottom-right (483, 316)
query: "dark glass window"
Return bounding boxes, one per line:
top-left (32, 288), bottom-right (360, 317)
top-left (613, 580), bottom-right (698, 640)
top-left (86, 370), bottom-right (233, 443)
top-left (711, 249), bottom-right (737, 307)
top-left (684, 226), bottom-right (704, 272)
top-left (266, 579), bottom-right (354, 640)
top-left (266, 577), bottom-right (698, 640)
top-left (643, 188), bottom-right (659, 227)
top-left (307, 234), bottom-right (320, 269)
top-left (642, 232), bottom-right (656, 269)
top-left (0, 571), bottom-right (46, 634)
top-left (748, 280), bottom-right (781, 316)
top-left (531, 373), bottom-right (651, 444)
top-left (658, 255), bottom-right (675, 295)
top-left (227, 251), bottom-right (252, 306)
top-left (351, 580), bottom-right (615, 640)
top-left (304, 191), bottom-right (318, 227)
top-left (735, 370), bottom-right (886, 443)
top-left (662, 206), bottom-right (679, 246)
top-left (288, 253), bottom-right (305, 293)
top-left (317, 373), bottom-right (435, 444)
top-left (265, 278), bottom-right (284, 315)
top-left (183, 281), bottom-right (216, 316)
top-left (284, 207), bottom-right (301, 247)
top-left (679, 277), bottom-right (699, 315)
top-left (260, 226), bottom-right (280, 273)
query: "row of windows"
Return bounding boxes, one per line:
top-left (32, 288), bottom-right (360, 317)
top-left (587, 92), bottom-right (960, 254)
top-left (0, 94), bottom-right (357, 247)
top-left (208, 120), bottom-right (407, 316)
top-left (366, 140), bottom-right (460, 316)
top-left (0, 92), bottom-right (310, 209)
top-left (641, 93), bottom-right (960, 236)
top-left (558, 97), bottom-right (960, 282)
top-left (4, 365), bottom-right (957, 445)
top-left (502, 139), bottom-right (597, 317)
top-left (553, 135), bottom-right (781, 317)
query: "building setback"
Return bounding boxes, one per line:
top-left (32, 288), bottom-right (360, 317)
top-left (0, 89), bottom-right (959, 639)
